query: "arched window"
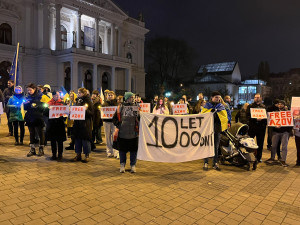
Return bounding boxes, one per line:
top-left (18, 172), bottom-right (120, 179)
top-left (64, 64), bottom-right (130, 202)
top-left (84, 70), bottom-right (92, 92)
top-left (99, 37), bottom-right (102, 53)
top-left (61, 25), bottom-right (67, 50)
top-left (126, 52), bottom-right (132, 63)
top-left (0, 23), bottom-right (12, 45)
top-left (64, 67), bottom-right (71, 92)
top-left (102, 73), bottom-right (109, 91)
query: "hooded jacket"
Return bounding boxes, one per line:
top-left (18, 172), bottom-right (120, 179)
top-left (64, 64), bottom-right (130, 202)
top-left (24, 91), bottom-right (44, 127)
top-left (7, 93), bottom-right (26, 122)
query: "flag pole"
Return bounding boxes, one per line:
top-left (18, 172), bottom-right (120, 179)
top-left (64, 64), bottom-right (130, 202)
top-left (14, 42), bottom-right (20, 85)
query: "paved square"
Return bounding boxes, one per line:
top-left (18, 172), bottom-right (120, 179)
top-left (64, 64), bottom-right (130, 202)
top-left (0, 117), bottom-right (300, 224)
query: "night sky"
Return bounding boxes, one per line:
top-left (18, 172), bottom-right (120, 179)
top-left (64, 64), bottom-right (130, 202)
top-left (113, 0), bottom-right (300, 79)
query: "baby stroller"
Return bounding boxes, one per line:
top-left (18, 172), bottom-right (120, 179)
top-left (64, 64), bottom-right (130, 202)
top-left (219, 122), bottom-right (258, 171)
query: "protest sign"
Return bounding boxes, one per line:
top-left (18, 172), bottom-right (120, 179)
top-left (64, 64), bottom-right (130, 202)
top-left (173, 104), bottom-right (187, 115)
top-left (291, 97), bottom-right (300, 129)
top-left (250, 108), bottom-right (267, 119)
top-left (137, 113), bottom-right (214, 162)
top-left (138, 103), bottom-right (151, 113)
top-left (49, 105), bottom-right (69, 119)
top-left (100, 106), bottom-right (117, 119)
top-left (0, 103), bottom-right (3, 115)
top-left (122, 106), bottom-right (139, 117)
top-left (267, 111), bottom-right (294, 127)
top-left (70, 106), bottom-right (85, 120)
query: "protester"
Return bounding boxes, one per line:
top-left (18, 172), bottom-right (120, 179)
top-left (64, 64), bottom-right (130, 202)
top-left (201, 91), bottom-right (228, 171)
top-left (3, 80), bottom-right (15, 136)
top-left (104, 89), bottom-right (110, 102)
top-left (266, 99), bottom-right (280, 151)
top-left (246, 93), bottom-right (267, 165)
top-left (235, 103), bottom-right (249, 124)
top-left (135, 94), bottom-right (143, 104)
top-left (0, 89), bottom-right (4, 123)
top-left (45, 91), bottom-right (66, 160)
top-left (117, 95), bottom-right (123, 105)
top-left (151, 95), bottom-right (158, 111)
top-left (266, 100), bottom-right (293, 166)
top-left (91, 90), bottom-right (103, 145)
top-left (65, 91), bottom-right (77, 150)
top-left (113, 92), bottom-right (139, 173)
top-left (24, 83), bottom-right (45, 157)
top-left (224, 95), bottom-right (233, 112)
top-left (72, 88), bottom-right (93, 162)
top-left (102, 91), bottom-right (118, 157)
top-left (7, 86), bottom-right (25, 145)
top-left (194, 99), bottom-right (206, 114)
top-left (295, 128), bottom-right (300, 166)
top-left (152, 97), bottom-right (169, 115)
top-left (40, 84), bottom-right (52, 103)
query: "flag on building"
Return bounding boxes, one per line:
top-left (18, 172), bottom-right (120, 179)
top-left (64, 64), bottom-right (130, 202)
top-left (9, 42), bottom-right (20, 86)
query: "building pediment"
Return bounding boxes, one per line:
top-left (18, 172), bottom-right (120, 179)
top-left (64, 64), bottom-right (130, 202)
top-left (0, 0), bottom-right (20, 20)
top-left (85, 0), bottom-right (127, 16)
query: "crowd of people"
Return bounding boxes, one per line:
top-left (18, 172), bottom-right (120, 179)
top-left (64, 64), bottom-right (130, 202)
top-left (0, 80), bottom-right (299, 173)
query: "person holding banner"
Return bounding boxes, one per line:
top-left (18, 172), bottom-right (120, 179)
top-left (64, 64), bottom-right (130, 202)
top-left (3, 80), bottom-right (15, 136)
top-left (7, 86), bottom-right (25, 145)
top-left (201, 91), bottom-right (228, 171)
top-left (24, 83), bottom-right (45, 157)
top-left (246, 93), bottom-right (267, 163)
top-left (267, 100), bottom-right (293, 167)
top-left (102, 91), bottom-right (118, 157)
top-left (65, 91), bottom-right (77, 150)
top-left (72, 88), bottom-right (93, 163)
top-left (91, 90), bottom-right (103, 145)
top-left (44, 91), bottom-right (67, 160)
top-left (152, 97), bottom-right (169, 115)
top-left (112, 92), bottom-right (139, 173)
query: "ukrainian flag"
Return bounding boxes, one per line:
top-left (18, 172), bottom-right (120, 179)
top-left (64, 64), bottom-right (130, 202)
top-left (201, 102), bottom-right (228, 132)
top-left (9, 42), bottom-right (20, 86)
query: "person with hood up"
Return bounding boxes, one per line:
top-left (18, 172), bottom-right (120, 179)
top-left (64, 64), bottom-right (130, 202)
top-left (72, 88), bottom-right (93, 163)
top-left (44, 91), bottom-right (67, 160)
top-left (7, 86), bottom-right (26, 145)
top-left (24, 83), bottom-right (45, 157)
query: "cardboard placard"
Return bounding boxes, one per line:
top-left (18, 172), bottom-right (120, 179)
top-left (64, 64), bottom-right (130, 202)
top-left (250, 108), bottom-right (267, 119)
top-left (291, 97), bottom-right (300, 129)
top-left (173, 104), bottom-right (187, 115)
top-left (138, 103), bottom-right (151, 113)
top-left (100, 106), bottom-right (117, 119)
top-left (267, 111), bottom-right (294, 127)
top-left (70, 106), bottom-right (86, 120)
top-left (49, 105), bottom-right (69, 119)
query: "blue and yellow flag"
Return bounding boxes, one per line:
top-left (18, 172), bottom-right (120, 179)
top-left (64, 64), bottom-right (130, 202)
top-left (201, 102), bottom-right (228, 132)
top-left (9, 42), bottom-right (20, 86)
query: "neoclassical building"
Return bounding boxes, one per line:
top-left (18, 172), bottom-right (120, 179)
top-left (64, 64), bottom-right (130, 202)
top-left (0, 0), bottom-right (149, 96)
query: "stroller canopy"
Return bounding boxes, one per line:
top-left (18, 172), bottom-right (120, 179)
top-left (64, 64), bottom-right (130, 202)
top-left (228, 122), bottom-right (249, 136)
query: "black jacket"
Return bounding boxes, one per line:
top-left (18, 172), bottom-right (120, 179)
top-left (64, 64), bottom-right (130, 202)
top-left (92, 97), bottom-right (103, 127)
top-left (3, 86), bottom-right (14, 112)
top-left (73, 95), bottom-right (93, 140)
top-left (246, 102), bottom-right (267, 128)
top-left (24, 91), bottom-right (45, 127)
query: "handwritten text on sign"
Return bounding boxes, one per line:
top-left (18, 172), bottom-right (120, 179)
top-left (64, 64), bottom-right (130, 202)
top-left (250, 108), bottom-right (267, 119)
top-left (137, 113), bottom-right (214, 163)
top-left (267, 111), bottom-right (294, 127)
top-left (173, 104), bottom-right (187, 115)
top-left (70, 106), bottom-right (86, 120)
top-left (138, 103), bottom-right (151, 113)
top-left (49, 106), bottom-right (69, 119)
top-left (100, 106), bottom-right (117, 119)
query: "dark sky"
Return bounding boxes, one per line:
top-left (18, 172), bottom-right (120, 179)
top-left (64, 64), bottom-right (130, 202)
top-left (113, 0), bottom-right (300, 79)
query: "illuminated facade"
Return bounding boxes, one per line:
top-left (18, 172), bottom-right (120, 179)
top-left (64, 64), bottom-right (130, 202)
top-left (0, 0), bottom-right (149, 96)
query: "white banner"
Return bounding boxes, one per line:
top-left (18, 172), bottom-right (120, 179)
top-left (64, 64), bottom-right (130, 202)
top-left (49, 105), bottom-right (69, 119)
top-left (173, 104), bottom-right (187, 115)
top-left (137, 113), bottom-right (215, 163)
top-left (100, 106), bottom-right (117, 119)
top-left (70, 106), bottom-right (86, 120)
top-left (0, 102), bottom-right (3, 115)
top-left (250, 108), bottom-right (267, 119)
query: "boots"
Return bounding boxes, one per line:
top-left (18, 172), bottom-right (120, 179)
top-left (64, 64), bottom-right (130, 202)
top-left (120, 163), bottom-right (125, 173)
top-left (72, 153), bottom-right (81, 162)
top-left (37, 146), bottom-right (44, 156)
top-left (27, 144), bottom-right (36, 157)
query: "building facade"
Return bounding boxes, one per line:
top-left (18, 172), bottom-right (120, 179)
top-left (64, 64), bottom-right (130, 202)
top-left (0, 0), bottom-right (149, 96)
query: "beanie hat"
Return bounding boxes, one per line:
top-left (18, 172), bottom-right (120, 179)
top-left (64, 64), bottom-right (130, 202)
top-left (211, 91), bottom-right (221, 97)
top-left (124, 92), bottom-right (134, 101)
top-left (44, 84), bottom-right (51, 92)
top-left (278, 100), bottom-right (286, 106)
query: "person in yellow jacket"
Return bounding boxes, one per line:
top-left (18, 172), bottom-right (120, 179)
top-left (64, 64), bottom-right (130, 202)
top-left (201, 91), bottom-right (228, 171)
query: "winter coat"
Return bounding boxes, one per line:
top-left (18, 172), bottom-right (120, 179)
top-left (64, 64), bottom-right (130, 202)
top-left (73, 95), bottom-right (93, 140)
top-left (102, 99), bottom-right (118, 122)
top-left (235, 109), bottom-right (248, 124)
top-left (92, 97), bottom-right (103, 128)
top-left (3, 86), bottom-right (14, 112)
top-left (24, 91), bottom-right (45, 127)
top-left (246, 102), bottom-right (267, 128)
top-left (7, 93), bottom-right (25, 122)
top-left (44, 98), bottom-right (67, 142)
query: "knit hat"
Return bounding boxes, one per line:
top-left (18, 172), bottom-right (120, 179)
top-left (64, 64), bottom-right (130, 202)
top-left (278, 100), bottom-right (286, 106)
top-left (124, 92), bottom-right (134, 101)
top-left (211, 91), bottom-right (221, 97)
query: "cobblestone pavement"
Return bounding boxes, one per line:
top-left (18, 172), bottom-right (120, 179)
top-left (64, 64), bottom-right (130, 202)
top-left (0, 116), bottom-right (300, 225)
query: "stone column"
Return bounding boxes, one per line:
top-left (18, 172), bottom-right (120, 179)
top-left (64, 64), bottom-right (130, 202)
top-left (117, 27), bottom-right (122, 56)
top-left (110, 23), bottom-right (115, 55)
top-left (55, 4), bottom-right (62, 50)
top-left (95, 18), bottom-right (99, 52)
top-left (71, 60), bottom-right (78, 91)
top-left (125, 68), bottom-right (132, 91)
top-left (42, 2), bottom-right (50, 49)
top-left (76, 12), bottom-right (82, 49)
top-left (104, 26), bottom-right (108, 54)
top-left (111, 66), bottom-right (115, 91)
top-left (93, 64), bottom-right (98, 90)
